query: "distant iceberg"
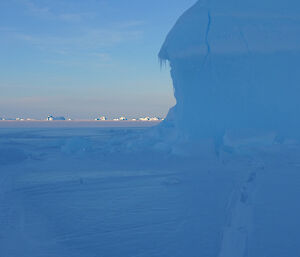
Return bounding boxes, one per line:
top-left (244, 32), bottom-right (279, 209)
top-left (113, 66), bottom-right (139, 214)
top-left (47, 115), bottom-right (66, 121)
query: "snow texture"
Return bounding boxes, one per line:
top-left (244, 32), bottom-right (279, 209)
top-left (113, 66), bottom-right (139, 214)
top-left (1, 128), bottom-right (300, 257)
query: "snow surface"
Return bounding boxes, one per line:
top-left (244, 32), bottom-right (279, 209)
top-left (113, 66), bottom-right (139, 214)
top-left (1, 127), bottom-right (300, 257)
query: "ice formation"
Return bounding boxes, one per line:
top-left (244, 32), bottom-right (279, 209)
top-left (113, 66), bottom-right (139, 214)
top-left (159, 0), bottom-right (300, 141)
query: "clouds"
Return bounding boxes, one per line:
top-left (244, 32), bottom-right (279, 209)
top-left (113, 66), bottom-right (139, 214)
top-left (18, 0), bottom-right (93, 22)
top-left (0, 0), bottom-right (184, 119)
top-left (8, 27), bottom-right (143, 52)
top-left (1, 27), bottom-right (143, 70)
top-left (0, 0), bottom-right (144, 69)
top-left (21, 0), bottom-right (51, 17)
top-left (1, 0), bottom-right (144, 59)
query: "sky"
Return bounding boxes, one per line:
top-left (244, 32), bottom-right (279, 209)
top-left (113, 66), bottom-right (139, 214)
top-left (0, 0), bottom-right (196, 119)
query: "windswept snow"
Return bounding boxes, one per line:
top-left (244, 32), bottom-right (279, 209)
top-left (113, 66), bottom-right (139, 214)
top-left (1, 128), bottom-right (300, 256)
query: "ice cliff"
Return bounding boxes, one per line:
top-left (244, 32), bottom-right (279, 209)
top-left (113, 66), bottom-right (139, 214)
top-left (159, 0), bottom-right (300, 142)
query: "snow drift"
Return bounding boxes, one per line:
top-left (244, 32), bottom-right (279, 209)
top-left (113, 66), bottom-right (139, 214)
top-left (159, 0), bottom-right (300, 141)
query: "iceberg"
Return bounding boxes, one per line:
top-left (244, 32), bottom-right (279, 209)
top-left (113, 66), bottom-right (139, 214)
top-left (159, 0), bottom-right (300, 142)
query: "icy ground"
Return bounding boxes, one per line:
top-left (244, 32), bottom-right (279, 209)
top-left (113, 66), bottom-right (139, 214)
top-left (1, 127), bottom-right (300, 257)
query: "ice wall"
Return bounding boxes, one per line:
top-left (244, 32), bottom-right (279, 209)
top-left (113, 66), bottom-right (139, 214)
top-left (159, 0), bottom-right (300, 141)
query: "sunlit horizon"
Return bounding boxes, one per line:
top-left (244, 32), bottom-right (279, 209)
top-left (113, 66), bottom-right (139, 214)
top-left (0, 0), bottom-right (197, 118)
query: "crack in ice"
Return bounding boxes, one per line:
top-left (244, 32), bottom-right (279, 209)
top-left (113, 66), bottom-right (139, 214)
top-left (205, 11), bottom-right (212, 55)
top-left (203, 10), bottom-right (212, 66)
top-left (239, 28), bottom-right (250, 54)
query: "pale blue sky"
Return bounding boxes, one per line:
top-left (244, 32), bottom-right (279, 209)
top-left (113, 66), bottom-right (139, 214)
top-left (0, 0), bottom-right (196, 119)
